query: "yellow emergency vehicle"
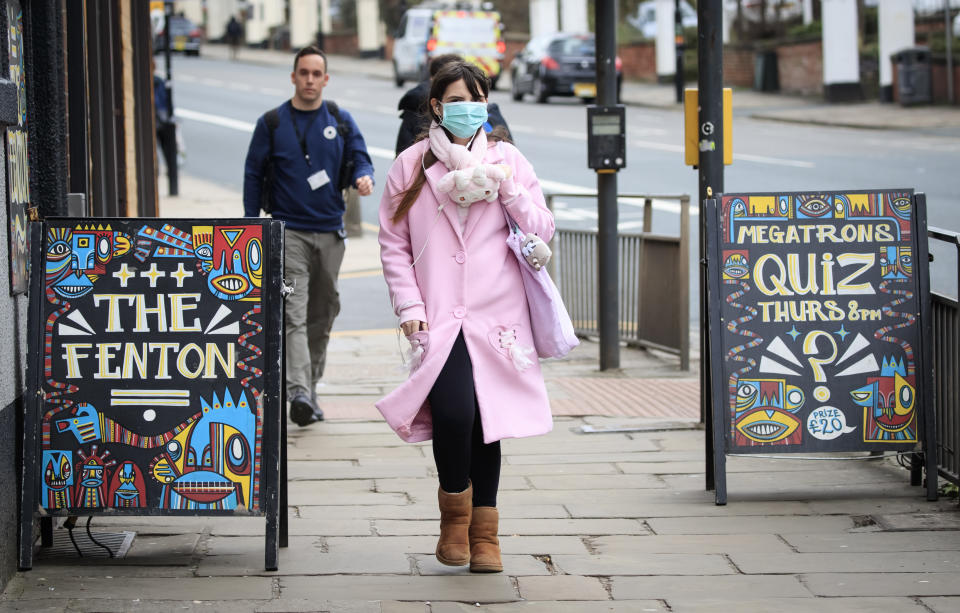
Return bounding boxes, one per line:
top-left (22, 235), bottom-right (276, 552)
top-left (393, 4), bottom-right (505, 89)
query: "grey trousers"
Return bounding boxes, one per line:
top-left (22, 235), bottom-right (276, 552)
top-left (284, 228), bottom-right (346, 401)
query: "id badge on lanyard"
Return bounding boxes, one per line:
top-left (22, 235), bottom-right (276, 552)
top-left (290, 109), bottom-right (329, 191)
top-left (307, 169), bottom-right (330, 190)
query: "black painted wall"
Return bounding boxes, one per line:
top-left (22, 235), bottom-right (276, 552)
top-left (23, 0), bottom-right (67, 217)
top-left (0, 0), bottom-right (68, 591)
top-left (0, 401), bottom-right (21, 589)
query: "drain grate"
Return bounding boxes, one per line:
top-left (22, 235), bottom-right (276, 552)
top-left (34, 528), bottom-right (135, 561)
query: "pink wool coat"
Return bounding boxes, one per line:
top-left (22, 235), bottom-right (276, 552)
top-left (376, 137), bottom-right (555, 444)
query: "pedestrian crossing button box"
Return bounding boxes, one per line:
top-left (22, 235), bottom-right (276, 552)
top-left (586, 105), bottom-right (626, 171)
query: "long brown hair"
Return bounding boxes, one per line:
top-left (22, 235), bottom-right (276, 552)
top-left (391, 60), bottom-right (495, 224)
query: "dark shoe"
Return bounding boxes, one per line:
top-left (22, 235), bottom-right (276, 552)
top-left (289, 394), bottom-right (322, 426)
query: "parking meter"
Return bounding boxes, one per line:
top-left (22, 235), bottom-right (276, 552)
top-left (586, 105), bottom-right (626, 172)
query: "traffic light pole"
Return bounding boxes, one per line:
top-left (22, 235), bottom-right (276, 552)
top-left (595, 0), bottom-right (619, 370)
top-left (698, 0), bottom-right (723, 492)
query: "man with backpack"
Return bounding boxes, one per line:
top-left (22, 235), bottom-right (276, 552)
top-left (243, 46), bottom-right (374, 426)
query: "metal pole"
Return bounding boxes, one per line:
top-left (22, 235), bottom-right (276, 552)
top-left (698, 0), bottom-right (724, 489)
top-left (675, 0), bottom-right (684, 103)
top-left (946, 0), bottom-right (954, 105)
top-left (596, 0), bottom-right (619, 370)
top-left (164, 1), bottom-right (178, 196)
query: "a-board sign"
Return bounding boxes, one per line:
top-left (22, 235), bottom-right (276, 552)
top-left (706, 190), bottom-right (936, 503)
top-left (20, 219), bottom-right (284, 568)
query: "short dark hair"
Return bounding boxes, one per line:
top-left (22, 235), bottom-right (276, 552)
top-left (428, 54), bottom-right (461, 77)
top-left (293, 45), bottom-right (328, 72)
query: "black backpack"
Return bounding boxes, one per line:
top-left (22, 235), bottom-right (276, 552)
top-left (259, 100), bottom-right (355, 214)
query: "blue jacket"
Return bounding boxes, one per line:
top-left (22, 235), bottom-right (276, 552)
top-left (243, 100), bottom-right (374, 232)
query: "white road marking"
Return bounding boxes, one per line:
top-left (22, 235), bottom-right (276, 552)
top-left (182, 94), bottom-right (811, 170)
top-left (632, 139), bottom-right (684, 153)
top-left (177, 108), bottom-right (256, 132)
top-left (368, 146), bottom-right (395, 160)
top-left (176, 108), bottom-right (698, 218)
top-left (554, 129), bottom-right (586, 140)
top-left (509, 125), bottom-right (537, 134)
top-left (733, 152), bottom-right (815, 168)
top-left (200, 78), bottom-right (226, 87)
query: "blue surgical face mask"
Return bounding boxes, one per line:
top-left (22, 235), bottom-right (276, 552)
top-left (439, 101), bottom-right (488, 139)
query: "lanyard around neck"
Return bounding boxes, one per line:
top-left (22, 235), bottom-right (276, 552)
top-left (289, 106), bottom-right (321, 167)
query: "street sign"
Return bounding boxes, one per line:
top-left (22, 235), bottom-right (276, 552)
top-left (20, 218), bottom-right (285, 569)
top-left (705, 190), bottom-right (937, 504)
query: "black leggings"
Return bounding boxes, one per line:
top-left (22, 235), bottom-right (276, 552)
top-left (427, 332), bottom-right (501, 507)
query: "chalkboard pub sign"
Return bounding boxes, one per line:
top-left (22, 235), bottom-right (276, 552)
top-left (706, 190), bottom-right (937, 504)
top-left (20, 218), bottom-right (284, 569)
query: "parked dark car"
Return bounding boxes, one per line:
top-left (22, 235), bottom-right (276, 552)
top-left (510, 33), bottom-right (621, 103)
top-left (153, 16), bottom-right (203, 56)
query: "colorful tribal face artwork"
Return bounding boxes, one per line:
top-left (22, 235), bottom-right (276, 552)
top-left (880, 246), bottom-right (912, 281)
top-left (73, 445), bottom-right (116, 509)
top-left (134, 223), bottom-right (262, 301)
top-left (45, 225), bottom-right (132, 299)
top-left (191, 225), bottom-right (214, 273)
top-left (851, 357), bottom-right (917, 442)
top-left (207, 226), bottom-right (263, 301)
top-left (150, 388), bottom-right (256, 510)
top-left (722, 250), bottom-right (749, 281)
top-left (795, 194), bottom-right (834, 219)
top-left (41, 450), bottom-right (74, 509)
top-left (733, 378), bottom-right (804, 446)
top-left (108, 461), bottom-right (146, 508)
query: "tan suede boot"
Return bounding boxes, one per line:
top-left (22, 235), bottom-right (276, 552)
top-left (436, 483), bottom-right (472, 566)
top-left (468, 506), bottom-right (503, 573)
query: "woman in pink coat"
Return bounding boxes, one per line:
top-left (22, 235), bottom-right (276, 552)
top-left (377, 60), bottom-right (555, 573)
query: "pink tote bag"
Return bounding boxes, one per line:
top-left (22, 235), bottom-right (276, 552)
top-left (503, 209), bottom-right (579, 359)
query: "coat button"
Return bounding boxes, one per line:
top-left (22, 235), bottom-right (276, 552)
top-left (454, 251), bottom-right (466, 264)
top-left (453, 306), bottom-right (466, 318)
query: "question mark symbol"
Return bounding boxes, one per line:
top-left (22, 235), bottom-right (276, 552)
top-left (803, 331), bottom-right (837, 403)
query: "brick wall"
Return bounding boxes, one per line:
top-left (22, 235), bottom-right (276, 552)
top-left (618, 41), bottom-right (656, 81)
top-left (724, 45), bottom-right (755, 87)
top-left (323, 32), bottom-right (359, 55)
top-left (777, 39), bottom-right (823, 96)
top-left (504, 38), bottom-right (527, 68)
top-left (931, 60), bottom-right (960, 106)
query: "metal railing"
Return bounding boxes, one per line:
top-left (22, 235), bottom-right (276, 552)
top-left (545, 192), bottom-right (691, 370)
top-left (929, 226), bottom-right (960, 486)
